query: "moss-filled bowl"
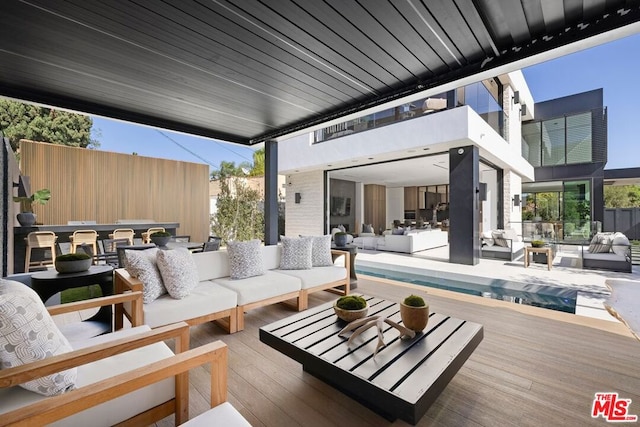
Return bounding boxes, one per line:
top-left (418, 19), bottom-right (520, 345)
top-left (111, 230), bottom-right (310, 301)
top-left (531, 240), bottom-right (546, 248)
top-left (333, 303), bottom-right (369, 322)
top-left (55, 254), bottom-right (92, 274)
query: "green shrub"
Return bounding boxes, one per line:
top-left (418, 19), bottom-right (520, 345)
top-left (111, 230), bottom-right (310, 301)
top-left (336, 295), bottom-right (367, 310)
top-left (403, 295), bottom-right (426, 307)
top-left (151, 231), bottom-right (171, 237)
top-left (56, 253), bottom-right (91, 262)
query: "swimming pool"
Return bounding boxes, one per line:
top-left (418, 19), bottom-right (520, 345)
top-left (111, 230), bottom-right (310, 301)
top-left (356, 265), bottom-right (578, 314)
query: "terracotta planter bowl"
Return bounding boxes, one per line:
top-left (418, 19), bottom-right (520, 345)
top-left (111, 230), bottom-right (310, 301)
top-left (400, 302), bottom-right (429, 331)
top-left (333, 302), bottom-right (369, 322)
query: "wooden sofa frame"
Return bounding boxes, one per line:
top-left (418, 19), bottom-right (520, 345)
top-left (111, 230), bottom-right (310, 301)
top-left (0, 291), bottom-right (229, 426)
top-left (113, 269), bottom-right (238, 333)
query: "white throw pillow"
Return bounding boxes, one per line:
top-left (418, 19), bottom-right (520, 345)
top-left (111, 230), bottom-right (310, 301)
top-left (227, 239), bottom-right (265, 279)
top-left (611, 232), bottom-right (630, 257)
top-left (481, 230), bottom-right (494, 246)
top-left (0, 280), bottom-right (77, 396)
top-left (156, 248), bottom-right (199, 299)
top-left (280, 236), bottom-right (313, 270)
top-left (301, 235), bottom-right (333, 267)
top-left (125, 248), bottom-right (166, 303)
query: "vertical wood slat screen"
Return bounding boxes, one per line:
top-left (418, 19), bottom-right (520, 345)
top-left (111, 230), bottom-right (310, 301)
top-left (19, 140), bottom-right (210, 242)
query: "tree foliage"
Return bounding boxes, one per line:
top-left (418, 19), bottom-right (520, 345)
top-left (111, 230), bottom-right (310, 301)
top-left (249, 148), bottom-right (265, 176)
top-left (209, 160), bottom-right (252, 180)
top-left (0, 99), bottom-right (99, 151)
top-left (211, 176), bottom-right (264, 245)
top-left (604, 185), bottom-right (640, 208)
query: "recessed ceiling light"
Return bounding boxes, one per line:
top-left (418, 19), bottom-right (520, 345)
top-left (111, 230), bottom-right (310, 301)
top-left (368, 157), bottom-right (374, 160)
top-left (295, 170), bottom-right (299, 172)
top-left (327, 164), bottom-right (332, 167)
top-left (423, 148), bottom-right (430, 151)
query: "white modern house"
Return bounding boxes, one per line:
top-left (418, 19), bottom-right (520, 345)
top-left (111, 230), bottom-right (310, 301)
top-left (278, 71), bottom-right (536, 265)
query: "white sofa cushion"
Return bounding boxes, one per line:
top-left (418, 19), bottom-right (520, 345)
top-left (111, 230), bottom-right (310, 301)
top-left (227, 239), bottom-right (265, 279)
top-left (0, 280), bottom-right (77, 396)
top-left (193, 250), bottom-right (230, 281)
top-left (0, 326), bottom-right (175, 426)
top-left (141, 282), bottom-right (238, 329)
top-left (181, 402), bottom-right (251, 426)
top-left (276, 266), bottom-right (347, 289)
top-left (156, 248), bottom-right (199, 299)
top-left (611, 232), bottom-right (630, 257)
top-left (214, 271), bottom-right (301, 305)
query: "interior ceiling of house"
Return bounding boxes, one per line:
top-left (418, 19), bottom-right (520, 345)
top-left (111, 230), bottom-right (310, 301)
top-left (329, 153), bottom-right (495, 187)
top-left (1, 1), bottom-right (639, 146)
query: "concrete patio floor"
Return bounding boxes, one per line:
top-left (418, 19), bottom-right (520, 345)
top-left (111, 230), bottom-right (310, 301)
top-left (352, 244), bottom-right (639, 322)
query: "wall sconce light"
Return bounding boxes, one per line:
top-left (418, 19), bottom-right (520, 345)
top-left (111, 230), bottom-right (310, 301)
top-left (521, 104), bottom-right (527, 116)
top-left (295, 193), bottom-right (302, 204)
top-left (513, 194), bottom-right (520, 207)
top-left (512, 91), bottom-right (520, 104)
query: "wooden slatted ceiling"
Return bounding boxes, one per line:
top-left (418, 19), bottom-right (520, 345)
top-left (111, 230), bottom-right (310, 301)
top-left (0, 0), bottom-right (638, 145)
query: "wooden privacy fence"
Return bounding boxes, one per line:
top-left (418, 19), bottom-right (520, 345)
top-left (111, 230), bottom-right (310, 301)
top-left (18, 140), bottom-right (210, 242)
top-left (603, 208), bottom-right (640, 240)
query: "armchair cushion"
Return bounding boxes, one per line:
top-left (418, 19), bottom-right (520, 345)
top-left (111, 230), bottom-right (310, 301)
top-left (279, 237), bottom-right (313, 270)
top-left (611, 232), bottom-right (631, 257)
top-left (124, 248), bottom-right (166, 303)
top-left (588, 232), bottom-right (614, 254)
top-left (491, 231), bottom-right (509, 247)
top-left (227, 239), bottom-right (264, 279)
top-left (156, 248), bottom-right (199, 299)
top-left (0, 280), bottom-right (77, 396)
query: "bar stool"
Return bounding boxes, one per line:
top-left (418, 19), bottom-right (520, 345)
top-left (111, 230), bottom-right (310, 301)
top-left (70, 229), bottom-right (98, 254)
top-left (142, 227), bottom-right (165, 244)
top-left (109, 228), bottom-right (135, 245)
top-left (24, 231), bottom-right (57, 272)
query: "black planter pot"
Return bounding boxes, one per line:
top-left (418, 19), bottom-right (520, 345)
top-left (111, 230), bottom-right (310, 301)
top-left (16, 212), bottom-right (36, 227)
top-left (151, 235), bottom-right (171, 248)
top-left (334, 234), bottom-right (348, 247)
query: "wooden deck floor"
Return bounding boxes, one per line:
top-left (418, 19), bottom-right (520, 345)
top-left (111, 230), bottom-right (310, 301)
top-left (150, 276), bottom-right (640, 426)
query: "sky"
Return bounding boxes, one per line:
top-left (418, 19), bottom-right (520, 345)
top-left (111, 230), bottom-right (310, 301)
top-left (91, 32), bottom-right (640, 172)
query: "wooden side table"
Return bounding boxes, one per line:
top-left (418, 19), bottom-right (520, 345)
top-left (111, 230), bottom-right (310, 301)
top-left (524, 246), bottom-right (553, 270)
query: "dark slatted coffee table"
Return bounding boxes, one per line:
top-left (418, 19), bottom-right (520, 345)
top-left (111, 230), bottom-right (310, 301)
top-left (259, 296), bottom-right (483, 424)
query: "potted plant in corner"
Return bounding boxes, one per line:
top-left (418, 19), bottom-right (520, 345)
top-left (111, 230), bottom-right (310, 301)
top-left (150, 231), bottom-right (172, 248)
top-left (400, 294), bottom-right (429, 332)
top-left (334, 295), bottom-right (368, 322)
top-left (13, 188), bottom-right (51, 227)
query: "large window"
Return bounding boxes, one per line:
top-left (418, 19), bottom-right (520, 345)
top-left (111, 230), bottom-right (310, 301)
top-left (522, 111), bottom-right (592, 166)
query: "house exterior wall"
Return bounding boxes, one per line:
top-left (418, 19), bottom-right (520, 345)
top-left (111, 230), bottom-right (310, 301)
top-left (284, 170), bottom-right (324, 237)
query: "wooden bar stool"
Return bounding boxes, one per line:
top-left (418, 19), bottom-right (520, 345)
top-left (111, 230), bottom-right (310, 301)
top-left (70, 229), bottom-right (98, 254)
top-left (142, 227), bottom-right (165, 244)
top-left (109, 228), bottom-right (135, 245)
top-left (24, 231), bottom-right (57, 272)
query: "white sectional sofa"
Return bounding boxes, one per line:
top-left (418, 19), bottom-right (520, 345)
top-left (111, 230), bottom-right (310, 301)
top-left (581, 232), bottom-right (632, 273)
top-left (353, 229), bottom-right (448, 253)
top-left (116, 244), bottom-right (350, 332)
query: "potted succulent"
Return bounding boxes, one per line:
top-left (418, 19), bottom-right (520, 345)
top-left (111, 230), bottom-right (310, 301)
top-left (400, 294), bottom-right (429, 332)
top-left (531, 239), bottom-right (546, 248)
top-left (334, 295), bottom-right (368, 322)
top-left (55, 252), bottom-right (92, 274)
top-left (13, 188), bottom-right (51, 227)
top-left (150, 231), bottom-right (172, 248)
top-left (334, 231), bottom-right (348, 247)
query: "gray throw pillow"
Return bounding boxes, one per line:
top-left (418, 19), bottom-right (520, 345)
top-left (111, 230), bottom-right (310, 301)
top-left (125, 248), bottom-right (167, 304)
top-left (588, 232), bottom-right (613, 253)
top-left (301, 235), bottom-right (333, 267)
top-left (491, 231), bottom-right (509, 247)
top-left (362, 224), bottom-right (374, 234)
top-left (227, 239), bottom-right (265, 279)
top-left (156, 248), bottom-right (199, 299)
top-left (392, 227), bottom-right (404, 235)
top-left (0, 280), bottom-right (77, 396)
top-left (280, 237), bottom-right (313, 270)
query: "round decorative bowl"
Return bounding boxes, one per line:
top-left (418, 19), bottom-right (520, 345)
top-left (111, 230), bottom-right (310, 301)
top-left (151, 235), bottom-right (171, 247)
top-left (333, 302), bottom-right (369, 322)
top-left (55, 258), bottom-right (92, 274)
top-left (399, 302), bottom-right (429, 332)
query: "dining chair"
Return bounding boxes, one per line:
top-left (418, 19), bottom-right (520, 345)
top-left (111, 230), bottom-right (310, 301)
top-left (24, 231), bottom-right (58, 272)
top-left (109, 228), bottom-right (135, 245)
top-left (142, 227), bottom-right (165, 244)
top-left (70, 230), bottom-right (98, 254)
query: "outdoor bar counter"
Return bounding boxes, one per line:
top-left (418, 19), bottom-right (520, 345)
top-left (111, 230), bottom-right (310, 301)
top-left (13, 222), bottom-right (179, 273)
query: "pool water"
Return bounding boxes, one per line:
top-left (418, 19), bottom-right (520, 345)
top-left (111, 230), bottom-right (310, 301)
top-left (356, 265), bottom-right (578, 314)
